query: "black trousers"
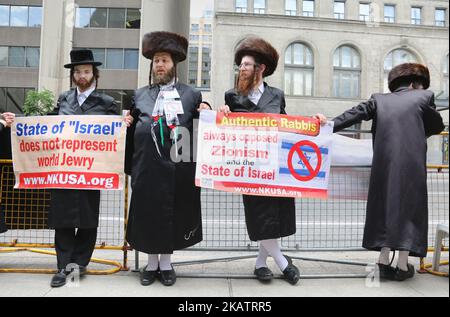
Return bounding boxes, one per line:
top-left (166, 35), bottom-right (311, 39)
top-left (55, 228), bottom-right (97, 270)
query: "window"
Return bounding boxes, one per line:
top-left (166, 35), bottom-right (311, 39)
top-left (384, 5), bottom-right (395, 23)
top-left (188, 47), bottom-right (199, 86)
top-left (10, 6), bottom-right (28, 27)
top-left (28, 6), bottom-right (42, 27)
top-left (333, 46), bottom-right (361, 98)
top-left (254, 0), bottom-right (266, 14)
top-left (108, 8), bottom-right (126, 28)
top-left (411, 7), bottom-right (421, 25)
top-left (76, 8), bottom-right (91, 28)
top-left (284, 43), bottom-right (314, 96)
top-left (124, 49), bottom-right (139, 70)
top-left (0, 5), bottom-right (9, 26)
top-left (106, 49), bottom-right (124, 69)
top-left (97, 90), bottom-right (134, 111)
top-left (303, 0), bottom-right (314, 17)
top-left (384, 49), bottom-right (418, 92)
top-left (286, 0), bottom-right (297, 16)
top-left (1, 87), bottom-right (35, 114)
top-left (191, 24), bottom-right (200, 32)
top-left (25, 47), bottom-right (39, 67)
top-left (90, 8), bottom-right (107, 28)
top-left (0, 47), bottom-right (7, 66)
top-left (204, 24), bottom-right (212, 32)
top-left (359, 3), bottom-right (370, 22)
top-left (126, 9), bottom-right (140, 29)
top-left (236, 0), bottom-right (247, 13)
top-left (435, 8), bottom-right (446, 26)
top-left (9, 47), bottom-right (25, 67)
top-left (334, 1), bottom-right (345, 20)
top-left (443, 54), bottom-right (449, 99)
top-left (91, 48), bottom-right (106, 68)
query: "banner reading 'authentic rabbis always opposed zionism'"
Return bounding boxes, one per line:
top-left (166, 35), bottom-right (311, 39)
top-left (196, 111), bottom-right (334, 199)
top-left (11, 115), bottom-right (126, 190)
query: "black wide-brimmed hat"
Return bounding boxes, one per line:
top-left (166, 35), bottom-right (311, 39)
top-left (235, 36), bottom-right (279, 77)
top-left (142, 31), bottom-right (188, 63)
top-left (388, 63), bottom-right (430, 92)
top-left (64, 49), bottom-right (102, 69)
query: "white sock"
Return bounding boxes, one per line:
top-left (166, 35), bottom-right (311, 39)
top-left (159, 254), bottom-right (172, 271)
top-left (378, 248), bottom-right (391, 265)
top-left (146, 254), bottom-right (159, 271)
top-left (255, 243), bottom-right (269, 269)
top-left (260, 239), bottom-right (289, 271)
top-left (397, 251), bottom-right (409, 271)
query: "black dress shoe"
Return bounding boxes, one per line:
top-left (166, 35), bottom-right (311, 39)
top-left (283, 264), bottom-right (300, 285)
top-left (159, 266), bottom-right (176, 286)
top-left (377, 263), bottom-right (395, 280)
top-left (140, 266), bottom-right (159, 286)
top-left (254, 267), bottom-right (274, 281)
top-left (50, 269), bottom-right (68, 288)
top-left (394, 264), bottom-right (415, 281)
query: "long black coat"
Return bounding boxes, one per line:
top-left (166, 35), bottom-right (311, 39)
top-left (47, 89), bottom-right (119, 229)
top-left (0, 123), bottom-right (7, 233)
top-left (333, 87), bottom-right (444, 257)
top-left (225, 83), bottom-right (296, 241)
top-left (125, 83), bottom-right (203, 254)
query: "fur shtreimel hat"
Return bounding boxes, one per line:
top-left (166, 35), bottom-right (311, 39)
top-left (234, 36), bottom-right (279, 77)
top-left (388, 63), bottom-right (430, 92)
top-left (142, 31), bottom-right (188, 63)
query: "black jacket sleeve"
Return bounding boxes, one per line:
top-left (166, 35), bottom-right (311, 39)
top-left (422, 93), bottom-right (445, 137)
top-left (332, 97), bottom-right (377, 133)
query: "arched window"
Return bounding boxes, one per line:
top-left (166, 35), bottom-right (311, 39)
top-left (333, 45), bottom-right (361, 98)
top-left (383, 49), bottom-right (418, 92)
top-left (284, 43), bottom-right (314, 96)
top-left (443, 54), bottom-right (449, 99)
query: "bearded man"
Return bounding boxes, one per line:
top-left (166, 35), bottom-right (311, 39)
top-left (218, 37), bottom-right (301, 285)
top-left (48, 49), bottom-right (132, 288)
top-left (125, 32), bottom-right (211, 287)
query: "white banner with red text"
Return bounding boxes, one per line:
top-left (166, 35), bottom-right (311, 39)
top-left (195, 110), bottom-right (334, 199)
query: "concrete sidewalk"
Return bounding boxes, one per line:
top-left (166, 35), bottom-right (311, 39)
top-left (0, 249), bottom-right (448, 297)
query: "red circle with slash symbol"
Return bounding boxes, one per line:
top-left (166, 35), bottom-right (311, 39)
top-left (287, 140), bottom-right (322, 182)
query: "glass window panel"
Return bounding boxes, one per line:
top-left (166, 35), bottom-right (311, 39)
top-left (124, 49), bottom-right (138, 69)
top-left (26, 47), bottom-right (39, 67)
top-left (90, 8), bottom-right (107, 28)
top-left (9, 47), bottom-right (25, 67)
top-left (333, 73), bottom-right (340, 97)
top-left (444, 55), bottom-right (449, 75)
top-left (284, 71), bottom-right (292, 95)
top-left (0, 47), bottom-right (8, 66)
top-left (333, 50), bottom-right (340, 67)
top-left (6, 88), bottom-right (25, 113)
top-left (352, 51), bottom-right (360, 68)
top-left (90, 48), bottom-right (105, 68)
top-left (285, 46), bottom-right (292, 64)
top-left (106, 49), bottom-right (124, 69)
top-left (293, 44), bottom-right (304, 65)
top-left (305, 48), bottom-right (313, 66)
top-left (303, 0), bottom-right (314, 16)
top-left (126, 8), bottom-right (140, 29)
top-left (76, 8), bottom-right (91, 28)
top-left (360, 3), bottom-right (369, 20)
top-left (254, 0), bottom-right (265, 9)
top-left (305, 71), bottom-right (313, 96)
top-left (28, 6), bottom-right (42, 27)
top-left (435, 9), bottom-right (445, 26)
top-left (0, 88), bottom-right (6, 113)
top-left (384, 5), bottom-right (395, 22)
top-left (236, 0), bottom-right (247, 12)
top-left (0, 5), bottom-right (10, 26)
top-left (411, 7), bottom-right (421, 24)
top-left (341, 47), bottom-right (352, 68)
top-left (10, 6), bottom-right (28, 27)
top-left (286, 0), bottom-right (297, 12)
top-left (108, 8), bottom-right (125, 28)
top-left (293, 71), bottom-right (303, 95)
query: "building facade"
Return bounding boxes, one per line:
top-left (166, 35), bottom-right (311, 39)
top-left (211, 0), bottom-right (449, 124)
top-left (0, 0), bottom-right (191, 113)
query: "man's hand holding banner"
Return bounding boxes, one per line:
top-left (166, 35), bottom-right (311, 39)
top-left (196, 110), bottom-right (334, 198)
top-left (11, 115), bottom-right (126, 190)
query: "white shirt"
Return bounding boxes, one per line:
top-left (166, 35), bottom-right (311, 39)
top-left (248, 82), bottom-right (265, 105)
top-left (77, 85), bottom-right (96, 106)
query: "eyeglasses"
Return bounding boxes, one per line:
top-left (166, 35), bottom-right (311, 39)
top-left (239, 62), bottom-right (257, 69)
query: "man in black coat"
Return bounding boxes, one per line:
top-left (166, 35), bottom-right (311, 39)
top-left (0, 112), bottom-right (15, 234)
top-left (315, 63), bottom-right (444, 281)
top-left (125, 31), bottom-right (210, 287)
top-left (218, 37), bottom-right (300, 285)
top-left (48, 49), bottom-right (132, 287)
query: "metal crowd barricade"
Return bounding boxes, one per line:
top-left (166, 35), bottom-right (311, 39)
top-left (1, 131), bottom-right (448, 279)
top-left (0, 159), bottom-right (129, 274)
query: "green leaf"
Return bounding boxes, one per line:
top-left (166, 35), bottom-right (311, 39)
top-left (23, 89), bottom-right (56, 116)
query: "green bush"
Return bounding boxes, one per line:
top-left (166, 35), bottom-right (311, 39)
top-left (23, 89), bottom-right (55, 116)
